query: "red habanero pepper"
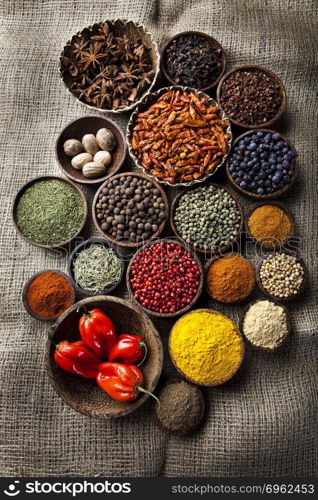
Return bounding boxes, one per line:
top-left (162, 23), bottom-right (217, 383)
top-left (79, 308), bottom-right (116, 359)
top-left (108, 334), bottom-right (147, 365)
top-left (96, 362), bottom-right (159, 403)
top-left (54, 340), bottom-right (101, 379)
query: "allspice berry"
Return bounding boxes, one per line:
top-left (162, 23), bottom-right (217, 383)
top-left (155, 379), bottom-right (205, 435)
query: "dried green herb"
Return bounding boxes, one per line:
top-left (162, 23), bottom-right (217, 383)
top-left (73, 244), bottom-right (121, 292)
top-left (17, 180), bottom-right (84, 245)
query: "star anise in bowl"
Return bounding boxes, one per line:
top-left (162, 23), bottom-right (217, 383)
top-left (60, 19), bottom-right (159, 113)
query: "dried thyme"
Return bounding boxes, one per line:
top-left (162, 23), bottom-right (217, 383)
top-left (73, 244), bottom-right (122, 292)
top-left (16, 179), bottom-right (84, 245)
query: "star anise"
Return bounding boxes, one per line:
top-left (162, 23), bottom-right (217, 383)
top-left (115, 63), bottom-right (140, 83)
top-left (61, 22), bottom-right (155, 110)
top-left (79, 42), bottom-right (106, 71)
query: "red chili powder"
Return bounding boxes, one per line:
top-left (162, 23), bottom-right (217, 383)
top-left (26, 271), bottom-right (73, 318)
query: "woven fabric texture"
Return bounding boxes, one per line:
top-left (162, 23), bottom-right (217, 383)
top-left (0, 0), bottom-right (317, 477)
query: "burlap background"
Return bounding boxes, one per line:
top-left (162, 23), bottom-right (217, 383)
top-left (0, 0), bottom-right (317, 477)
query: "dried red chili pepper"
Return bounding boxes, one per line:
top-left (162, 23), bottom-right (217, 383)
top-left (54, 340), bottom-right (101, 379)
top-left (131, 89), bottom-right (230, 184)
top-left (96, 362), bottom-right (158, 402)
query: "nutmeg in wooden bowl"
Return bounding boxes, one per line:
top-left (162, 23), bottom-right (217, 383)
top-left (126, 239), bottom-right (204, 318)
top-left (46, 296), bottom-right (163, 418)
top-left (226, 129), bottom-right (299, 200)
top-left (55, 116), bottom-right (127, 185)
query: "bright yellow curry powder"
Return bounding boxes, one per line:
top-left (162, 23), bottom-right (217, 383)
top-left (170, 311), bottom-right (243, 385)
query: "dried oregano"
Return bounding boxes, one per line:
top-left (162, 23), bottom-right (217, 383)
top-left (17, 180), bottom-right (84, 245)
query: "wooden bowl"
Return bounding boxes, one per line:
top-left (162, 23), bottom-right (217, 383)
top-left (160, 31), bottom-right (227, 91)
top-left (46, 296), bottom-right (164, 418)
top-left (127, 85), bottom-right (232, 188)
top-left (169, 308), bottom-right (245, 386)
top-left (226, 129), bottom-right (299, 200)
top-left (12, 175), bottom-right (88, 249)
top-left (60, 19), bottom-right (160, 114)
top-left (216, 65), bottom-right (286, 129)
top-left (245, 201), bottom-right (295, 250)
top-left (68, 237), bottom-right (124, 296)
top-left (256, 249), bottom-right (308, 302)
top-left (126, 238), bottom-right (204, 318)
top-left (170, 183), bottom-right (244, 255)
top-left (22, 269), bottom-right (75, 322)
top-left (92, 172), bottom-right (169, 248)
top-left (204, 252), bottom-right (255, 303)
top-left (239, 299), bottom-right (292, 352)
top-left (55, 116), bottom-right (127, 185)
top-left (154, 378), bottom-right (205, 435)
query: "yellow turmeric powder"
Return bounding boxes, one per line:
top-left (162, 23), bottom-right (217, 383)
top-left (169, 310), bottom-right (244, 385)
top-left (248, 204), bottom-right (293, 248)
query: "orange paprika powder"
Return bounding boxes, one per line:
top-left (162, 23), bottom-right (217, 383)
top-left (26, 271), bottom-right (73, 318)
top-left (206, 253), bottom-right (255, 303)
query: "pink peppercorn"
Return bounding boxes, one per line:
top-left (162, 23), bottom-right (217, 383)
top-left (129, 241), bottom-right (201, 314)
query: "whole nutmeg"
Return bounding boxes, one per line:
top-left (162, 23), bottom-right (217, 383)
top-left (71, 152), bottom-right (93, 170)
top-left (82, 162), bottom-right (106, 179)
top-left (82, 134), bottom-right (99, 155)
top-left (96, 128), bottom-right (116, 151)
top-left (94, 150), bottom-right (112, 167)
top-left (63, 139), bottom-right (83, 157)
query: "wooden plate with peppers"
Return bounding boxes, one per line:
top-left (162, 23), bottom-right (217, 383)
top-left (46, 296), bottom-right (163, 418)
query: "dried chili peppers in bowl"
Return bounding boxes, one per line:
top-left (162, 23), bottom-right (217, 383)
top-left (127, 86), bottom-right (232, 186)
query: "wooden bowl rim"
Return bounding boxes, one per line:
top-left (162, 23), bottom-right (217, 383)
top-left (239, 298), bottom-right (292, 352)
top-left (68, 237), bottom-right (125, 296)
top-left (126, 85), bottom-right (232, 188)
top-left (256, 249), bottom-right (308, 302)
top-left (45, 295), bottom-right (164, 418)
top-left (170, 182), bottom-right (244, 255)
top-left (55, 115), bottom-right (127, 185)
top-left (245, 200), bottom-right (295, 250)
top-left (126, 237), bottom-right (204, 318)
top-left (160, 31), bottom-right (227, 91)
top-left (12, 175), bottom-right (88, 249)
top-left (92, 171), bottom-right (169, 248)
top-left (59, 19), bottom-right (160, 114)
top-left (168, 308), bottom-right (245, 386)
top-left (22, 269), bottom-right (76, 322)
top-left (204, 251), bottom-right (256, 303)
top-left (154, 377), bottom-right (206, 435)
top-left (216, 64), bottom-right (287, 129)
top-left (225, 128), bottom-right (299, 200)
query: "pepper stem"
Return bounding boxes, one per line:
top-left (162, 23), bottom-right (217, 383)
top-left (53, 342), bottom-right (59, 350)
top-left (137, 386), bottom-right (159, 405)
top-left (76, 304), bottom-right (90, 316)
